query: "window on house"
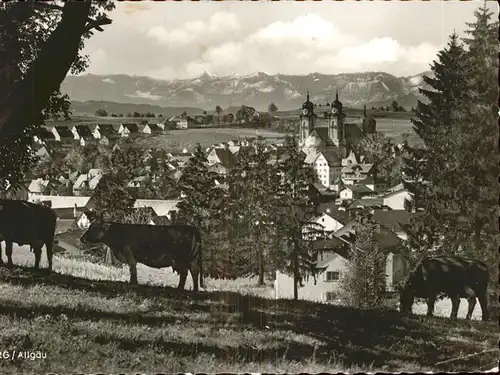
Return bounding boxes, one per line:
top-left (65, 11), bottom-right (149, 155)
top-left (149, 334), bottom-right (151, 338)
top-left (325, 291), bottom-right (337, 302)
top-left (326, 271), bottom-right (340, 281)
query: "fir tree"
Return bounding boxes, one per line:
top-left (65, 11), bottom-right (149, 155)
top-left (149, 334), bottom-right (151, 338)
top-left (459, 2), bottom-right (499, 281)
top-left (340, 212), bottom-right (387, 309)
top-left (177, 143), bottom-right (223, 279)
top-left (273, 135), bottom-right (324, 300)
top-left (226, 138), bottom-right (281, 284)
top-left (403, 33), bottom-right (472, 262)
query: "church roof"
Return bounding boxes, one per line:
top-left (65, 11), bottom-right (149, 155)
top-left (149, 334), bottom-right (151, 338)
top-left (321, 150), bottom-right (342, 167)
top-left (313, 127), bottom-right (333, 146)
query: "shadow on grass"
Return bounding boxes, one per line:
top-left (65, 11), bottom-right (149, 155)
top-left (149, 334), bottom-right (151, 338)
top-left (0, 265), bottom-right (497, 371)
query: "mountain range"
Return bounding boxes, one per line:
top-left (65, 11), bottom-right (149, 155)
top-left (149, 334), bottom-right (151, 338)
top-left (61, 71), bottom-right (432, 112)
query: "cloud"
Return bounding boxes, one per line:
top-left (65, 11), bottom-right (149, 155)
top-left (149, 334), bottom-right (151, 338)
top-left (91, 10), bottom-right (442, 80)
top-left (147, 11), bottom-right (241, 48)
top-left (171, 14), bottom-right (439, 78)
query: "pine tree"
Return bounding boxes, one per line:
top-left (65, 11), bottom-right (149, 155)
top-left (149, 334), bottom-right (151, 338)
top-left (340, 212), bottom-right (387, 309)
top-left (403, 33), bottom-right (472, 262)
top-left (459, 2), bottom-right (499, 281)
top-left (177, 143), bottom-right (223, 278)
top-left (273, 135), bottom-right (324, 300)
top-left (226, 138), bottom-right (281, 284)
top-left (403, 4), bottom-right (498, 288)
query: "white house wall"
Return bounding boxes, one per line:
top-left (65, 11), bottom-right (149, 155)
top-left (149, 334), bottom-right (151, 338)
top-left (383, 190), bottom-right (412, 210)
top-left (28, 195), bottom-right (90, 209)
top-left (274, 254), bottom-right (349, 303)
top-left (274, 252), bottom-right (404, 302)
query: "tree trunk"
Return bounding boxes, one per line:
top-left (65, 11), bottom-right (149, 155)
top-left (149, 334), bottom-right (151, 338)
top-left (0, 2), bottom-right (92, 142)
top-left (257, 248), bottom-right (265, 286)
top-left (293, 244), bottom-right (299, 301)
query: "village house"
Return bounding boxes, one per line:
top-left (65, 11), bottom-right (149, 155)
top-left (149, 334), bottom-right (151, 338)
top-left (168, 115), bottom-right (195, 129)
top-left (71, 124), bottom-right (93, 141)
top-left (79, 135), bottom-right (97, 147)
top-left (28, 178), bottom-right (51, 198)
top-left (118, 123), bottom-right (140, 138)
top-left (309, 182), bottom-right (337, 203)
top-left (372, 209), bottom-right (415, 240)
top-left (383, 183), bottom-right (412, 210)
top-left (347, 197), bottom-right (387, 210)
top-left (342, 163), bottom-right (373, 185)
top-left (72, 169), bottom-right (104, 196)
top-left (35, 145), bottom-right (51, 160)
top-left (168, 151), bottom-right (193, 169)
top-left (275, 222), bottom-right (407, 302)
top-left (206, 147), bottom-right (236, 169)
top-left (339, 185), bottom-right (375, 201)
top-left (306, 150), bottom-right (343, 190)
top-left (150, 122), bottom-right (165, 131)
top-left (93, 123), bottom-right (117, 139)
top-left (141, 123), bottom-right (162, 135)
top-left (127, 176), bottom-right (149, 189)
top-left (303, 212), bottom-right (345, 241)
top-left (51, 126), bottom-right (74, 143)
top-left (34, 127), bottom-right (57, 145)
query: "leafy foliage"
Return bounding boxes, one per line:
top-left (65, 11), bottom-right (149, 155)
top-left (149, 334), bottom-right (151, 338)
top-left (91, 175), bottom-right (135, 221)
top-left (0, 1), bottom-right (115, 190)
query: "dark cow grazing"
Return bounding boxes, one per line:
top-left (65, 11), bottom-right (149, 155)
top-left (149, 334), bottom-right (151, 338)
top-left (399, 255), bottom-right (489, 321)
top-left (80, 215), bottom-right (204, 291)
top-left (0, 199), bottom-right (57, 270)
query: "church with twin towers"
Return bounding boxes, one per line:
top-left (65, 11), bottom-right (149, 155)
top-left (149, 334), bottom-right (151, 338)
top-left (298, 90), bottom-right (378, 190)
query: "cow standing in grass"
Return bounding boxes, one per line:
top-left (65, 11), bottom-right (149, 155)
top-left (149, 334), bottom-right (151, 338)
top-left (0, 199), bottom-right (57, 271)
top-left (80, 215), bottom-right (204, 291)
top-left (399, 255), bottom-right (489, 321)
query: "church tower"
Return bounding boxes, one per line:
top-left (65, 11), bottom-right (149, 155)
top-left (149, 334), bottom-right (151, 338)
top-left (299, 90), bottom-right (315, 145)
top-left (328, 90), bottom-right (346, 157)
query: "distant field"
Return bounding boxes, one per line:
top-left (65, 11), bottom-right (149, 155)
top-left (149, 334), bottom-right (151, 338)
top-left (45, 114), bottom-right (420, 148)
top-left (134, 128), bottom-right (287, 151)
top-left (0, 246), bottom-right (497, 373)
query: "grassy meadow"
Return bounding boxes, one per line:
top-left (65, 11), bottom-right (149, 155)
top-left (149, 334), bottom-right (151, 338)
top-left (0, 245), bottom-right (497, 373)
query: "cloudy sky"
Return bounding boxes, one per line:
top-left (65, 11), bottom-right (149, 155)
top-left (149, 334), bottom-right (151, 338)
top-left (82, 0), bottom-right (497, 80)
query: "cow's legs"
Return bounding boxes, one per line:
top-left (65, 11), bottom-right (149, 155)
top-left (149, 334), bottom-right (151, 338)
top-left (0, 242), bottom-right (3, 265)
top-left (124, 246), bottom-right (138, 285)
top-left (33, 246), bottom-right (42, 268)
top-left (5, 241), bottom-right (13, 267)
top-left (45, 241), bottom-right (53, 271)
top-left (190, 263), bottom-right (200, 292)
top-left (177, 267), bottom-right (188, 290)
top-left (450, 295), bottom-right (460, 319)
top-left (477, 293), bottom-right (489, 321)
top-left (464, 286), bottom-right (477, 320)
top-left (426, 295), bottom-right (436, 317)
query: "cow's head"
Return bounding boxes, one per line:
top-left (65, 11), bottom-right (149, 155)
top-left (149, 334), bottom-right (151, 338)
top-left (80, 213), bottom-right (109, 244)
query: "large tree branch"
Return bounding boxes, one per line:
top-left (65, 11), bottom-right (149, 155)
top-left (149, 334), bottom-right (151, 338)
top-left (0, 1), bottom-right (98, 141)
